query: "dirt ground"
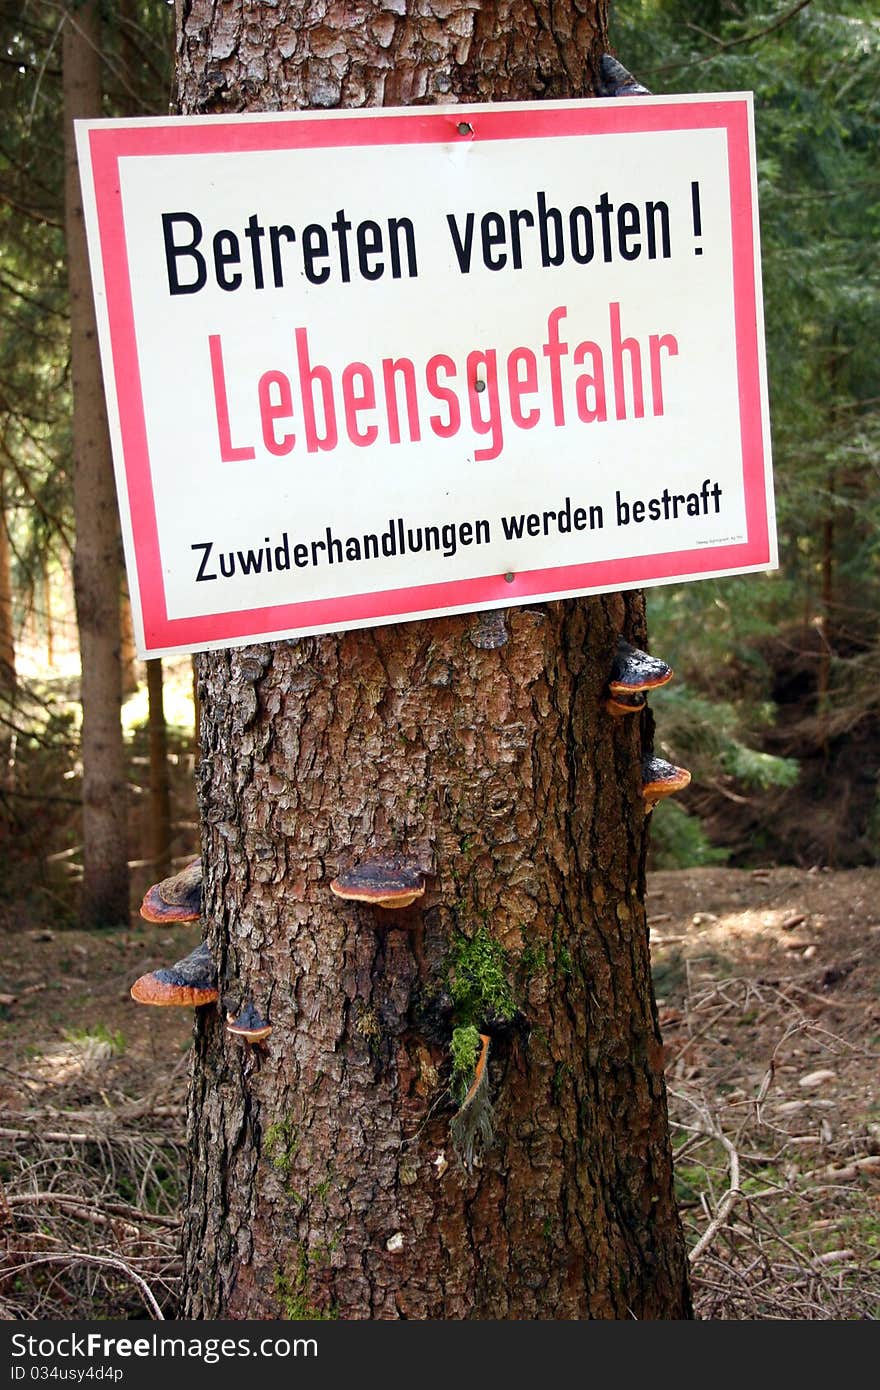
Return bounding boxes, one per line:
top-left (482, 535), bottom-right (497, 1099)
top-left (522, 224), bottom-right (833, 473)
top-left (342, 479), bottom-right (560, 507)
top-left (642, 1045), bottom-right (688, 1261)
top-left (1, 864), bottom-right (878, 1319)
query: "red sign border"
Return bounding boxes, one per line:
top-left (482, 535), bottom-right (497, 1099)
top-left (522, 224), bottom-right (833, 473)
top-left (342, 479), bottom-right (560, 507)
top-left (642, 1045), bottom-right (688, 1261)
top-left (86, 98), bottom-right (771, 652)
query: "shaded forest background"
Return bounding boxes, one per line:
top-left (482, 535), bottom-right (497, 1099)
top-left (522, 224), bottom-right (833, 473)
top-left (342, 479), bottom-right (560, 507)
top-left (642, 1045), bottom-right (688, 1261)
top-left (0, 0), bottom-right (878, 1324)
top-left (2, 0), bottom-right (879, 926)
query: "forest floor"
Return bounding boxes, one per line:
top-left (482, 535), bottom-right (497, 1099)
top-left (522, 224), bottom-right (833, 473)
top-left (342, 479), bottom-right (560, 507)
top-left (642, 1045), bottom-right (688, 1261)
top-left (0, 864), bottom-right (878, 1320)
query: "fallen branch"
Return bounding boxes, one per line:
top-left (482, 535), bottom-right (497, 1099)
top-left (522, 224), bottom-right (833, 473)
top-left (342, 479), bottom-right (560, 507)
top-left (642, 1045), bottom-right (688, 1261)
top-left (1, 1252), bottom-right (166, 1319)
top-left (4, 1192), bottom-right (180, 1228)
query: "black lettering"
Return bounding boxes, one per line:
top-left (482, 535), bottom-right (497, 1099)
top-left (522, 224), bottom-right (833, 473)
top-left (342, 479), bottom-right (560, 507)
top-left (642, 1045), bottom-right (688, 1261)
top-left (302, 224), bottom-right (330, 284)
top-left (508, 208), bottom-right (534, 269)
top-left (212, 230), bottom-right (242, 291)
top-left (163, 213), bottom-right (207, 295)
top-left (595, 191), bottom-right (615, 261)
top-left (388, 218), bottom-right (417, 278)
top-left (646, 201), bottom-right (671, 259)
top-left (536, 192), bottom-right (564, 267)
top-left (269, 225), bottom-right (296, 286)
top-left (357, 221), bottom-right (384, 280)
top-left (617, 203), bottom-right (641, 260)
top-left (243, 215), bottom-right (266, 289)
top-left (446, 213), bottom-right (475, 272)
top-left (237, 546), bottom-right (264, 574)
top-left (481, 212), bottom-right (507, 270)
top-left (501, 513), bottom-right (526, 540)
top-left (192, 540), bottom-right (216, 580)
top-left (331, 209), bottom-right (353, 282)
top-left (569, 208), bottom-right (594, 265)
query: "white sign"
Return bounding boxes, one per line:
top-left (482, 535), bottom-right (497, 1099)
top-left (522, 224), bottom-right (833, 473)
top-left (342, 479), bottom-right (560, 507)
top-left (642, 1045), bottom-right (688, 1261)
top-left (77, 96), bottom-right (776, 658)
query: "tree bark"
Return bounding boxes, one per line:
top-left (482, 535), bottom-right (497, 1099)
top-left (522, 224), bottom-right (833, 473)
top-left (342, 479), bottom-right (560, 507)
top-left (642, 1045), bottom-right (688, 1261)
top-left (120, 585), bottom-right (139, 699)
top-left (0, 474), bottom-right (15, 688)
top-left (147, 657), bottom-right (173, 880)
top-left (178, 0), bottom-right (692, 1320)
top-left (63, 0), bottom-right (130, 926)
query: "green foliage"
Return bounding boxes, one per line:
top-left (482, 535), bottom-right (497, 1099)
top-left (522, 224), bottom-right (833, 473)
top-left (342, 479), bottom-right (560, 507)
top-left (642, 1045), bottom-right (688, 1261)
top-left (646, 681), bottom-right (799, 865)
top-left (649, 799), bottom-right (729, 869)
top-left (651, 682), bottom-right (799, 789)
top-left (63, 1023), bottom-right (125, 1054)
top-left (0, 0), bottom-right (174, 633)
top-left (610, 2), bottom-right (880, 860)
top-left (606, 1), bottom-right (878, 639)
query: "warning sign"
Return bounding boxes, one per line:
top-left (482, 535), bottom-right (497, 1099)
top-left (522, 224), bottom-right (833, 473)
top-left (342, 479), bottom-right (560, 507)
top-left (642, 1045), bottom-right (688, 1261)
top-left (76, 95), bottom-right (776, 657)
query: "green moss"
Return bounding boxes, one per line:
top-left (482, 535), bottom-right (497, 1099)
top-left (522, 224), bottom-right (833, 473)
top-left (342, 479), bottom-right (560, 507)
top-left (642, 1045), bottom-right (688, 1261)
top-left (313, 1171), bottom-right (334, 1202)
top-left (552, 1061), bottom-right (573, 1102)
top-left (274, 1264), bottom-right (338, 1322)
top-left (264, 1118), bottom-right (298, 1175)
top-left (354, 1005), bottom-right (381, 1052)
top-left (518, 941), bottom-right (547, 979)
top-left (449, 925), bottom-right (515, 1023)
top-left (450, 1023), bottom-right (482, 1104)
top-left (552, 933), bottom-right (573, 980)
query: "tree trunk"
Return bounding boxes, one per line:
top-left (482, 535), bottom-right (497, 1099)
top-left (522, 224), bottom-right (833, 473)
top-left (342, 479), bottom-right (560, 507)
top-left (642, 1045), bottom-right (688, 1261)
top-left (179, 0), bottom-right (692, 1320)
top-left (0, 474), bottom-right (14, 688)
top-left (63, 0), bottom-right (130, 926)
top-left (120, 585), bottom-right (139, 698)
top-left (147, 657), bottom-right (173, 880)
top-left (41, 555), bottom-right (54, 673)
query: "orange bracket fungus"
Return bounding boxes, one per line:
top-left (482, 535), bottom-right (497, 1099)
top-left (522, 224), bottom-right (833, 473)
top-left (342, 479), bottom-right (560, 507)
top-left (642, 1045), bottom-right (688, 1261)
top-left (225, 1002), bottom-right (272, 1044)
top-left (605, 691), bottom-right (647, 719)
top-left (605, 638), bottom-right (673, 717)
top-left (641, 756), bottom-right (692, 811)
top-left (330, 856), bottom-right (426, 910)
top-left (130, 940), bottom-right (219, 1007)
top-left (139, 857), bottom-right (203, 924)
top-left (608, 638), bottom-right (673, 696)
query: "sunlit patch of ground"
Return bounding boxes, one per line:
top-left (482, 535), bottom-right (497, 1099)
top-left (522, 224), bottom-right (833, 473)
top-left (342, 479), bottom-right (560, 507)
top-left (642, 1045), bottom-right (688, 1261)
top-left (648, 867), bottom-right (880, 1318)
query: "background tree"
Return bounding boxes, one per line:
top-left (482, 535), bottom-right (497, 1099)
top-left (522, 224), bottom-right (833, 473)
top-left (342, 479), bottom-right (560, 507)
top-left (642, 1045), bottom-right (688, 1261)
top-left (0, 483), bottom-right (14, 688)
top-left (63, 0), bottom-right (129, 925)
top-left (177, 0), bottom-right (692, 1320)
top-left (146, 656), bottom-right (172, 879)
top-left (1, 0), bottom-right (175, 915)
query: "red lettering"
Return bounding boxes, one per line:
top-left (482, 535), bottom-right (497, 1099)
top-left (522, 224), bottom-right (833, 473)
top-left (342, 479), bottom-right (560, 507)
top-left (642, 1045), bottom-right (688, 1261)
top-left (258, 370), bottom-right (295, 455)
top-left (342, 363), bottom-right (378, 446)
top-left (426, 354), bottom-right (460, 438)
top-left (507, 347), bottom-right (540, 429)
top-left (209, 334), bottom-right (256, 462)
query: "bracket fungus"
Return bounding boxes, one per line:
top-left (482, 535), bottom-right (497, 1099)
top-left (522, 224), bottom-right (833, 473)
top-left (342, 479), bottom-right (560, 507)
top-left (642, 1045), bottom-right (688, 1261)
top-left (130, 940), bottom-right (219, 1007)
top-left (330, 856), bottom-right (426, 910)
top-left (139, 857), bottom-right (203, 924)
top-left (608, 638), bottom-right (673, 697)
top-left (225, 1002), bottom-right (272, 1044)
top-left (641, 756), bottom-right (692, 811)
top-left (605, 691), bottom-right (648, 719)
top-left (597, 53), bottom-right (651, 98)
